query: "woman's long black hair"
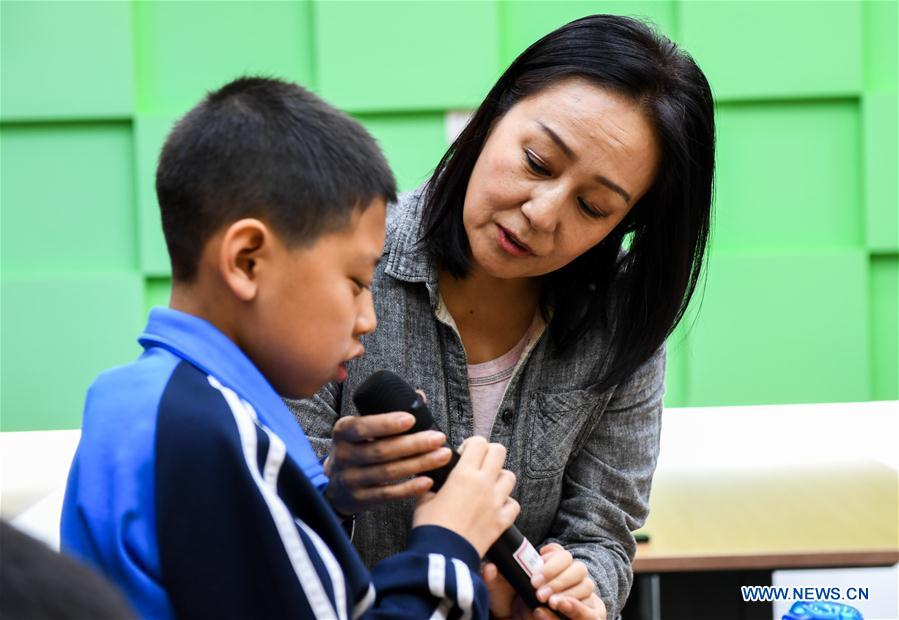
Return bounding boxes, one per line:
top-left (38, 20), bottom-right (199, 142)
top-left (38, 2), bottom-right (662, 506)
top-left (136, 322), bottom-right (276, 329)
top-left (419, 14), bottom-right (715, 392)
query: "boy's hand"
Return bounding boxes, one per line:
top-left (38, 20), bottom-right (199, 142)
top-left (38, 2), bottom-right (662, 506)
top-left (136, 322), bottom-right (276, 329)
top-left (412, 437), bottom-right (520, 557)
top-left (324, 412), bottom-right (453, 516)
top-left (483, 561), bottom-right (533, 619)
top-left (482, 544), bottom-right (606, 620)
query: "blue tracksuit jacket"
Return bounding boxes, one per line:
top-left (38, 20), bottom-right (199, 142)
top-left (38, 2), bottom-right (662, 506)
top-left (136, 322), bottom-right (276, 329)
top-left (61, 307), bottom-right (488, 619)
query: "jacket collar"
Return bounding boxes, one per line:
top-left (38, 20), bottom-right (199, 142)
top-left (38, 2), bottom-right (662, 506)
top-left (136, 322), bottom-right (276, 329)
top-left (138, 307), bottom-right (328, 490)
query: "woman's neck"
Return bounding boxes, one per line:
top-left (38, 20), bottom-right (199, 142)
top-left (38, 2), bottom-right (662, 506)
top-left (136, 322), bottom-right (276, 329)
top-left (438, 266), bottom-right (541, 364)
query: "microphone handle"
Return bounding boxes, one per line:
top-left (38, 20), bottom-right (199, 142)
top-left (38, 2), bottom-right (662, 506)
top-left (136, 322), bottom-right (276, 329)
top-left (485, 527), bottom-right (543, 610)
top-left (352, 389), bottom-right (567, 615)
top-left (410, 446), bottom-right (548, 611)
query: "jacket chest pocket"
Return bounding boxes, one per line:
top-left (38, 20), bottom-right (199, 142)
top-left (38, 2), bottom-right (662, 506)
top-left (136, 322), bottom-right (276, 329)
top-left (524, 387), bottom-right (609, 479)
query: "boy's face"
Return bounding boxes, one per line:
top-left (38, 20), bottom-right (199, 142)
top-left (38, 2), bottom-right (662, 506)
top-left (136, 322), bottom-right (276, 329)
top-left (248, 199), bottom-right (386, 399)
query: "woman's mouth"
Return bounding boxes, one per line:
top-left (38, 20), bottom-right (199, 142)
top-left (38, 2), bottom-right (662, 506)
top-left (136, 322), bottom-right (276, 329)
top-left (496, 225), bottom-right (533, 257)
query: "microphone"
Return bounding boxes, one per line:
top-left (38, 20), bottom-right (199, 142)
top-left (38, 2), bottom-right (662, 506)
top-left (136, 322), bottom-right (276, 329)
top-left (353, 370), bottom-right (544, 610)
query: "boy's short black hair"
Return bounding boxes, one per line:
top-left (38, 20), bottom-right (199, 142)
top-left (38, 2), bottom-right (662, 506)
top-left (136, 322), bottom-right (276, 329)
top-left (156, 77), bottom-right (397, 282)
top-left (0, 520), bottom-right (136, 619)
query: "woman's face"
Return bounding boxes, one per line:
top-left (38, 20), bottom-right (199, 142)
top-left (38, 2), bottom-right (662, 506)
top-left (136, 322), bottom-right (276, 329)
top-left (462, 77), bottom-right (661, 280)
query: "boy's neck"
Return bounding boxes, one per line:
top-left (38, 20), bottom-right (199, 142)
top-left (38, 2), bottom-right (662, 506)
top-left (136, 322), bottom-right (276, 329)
top-left (169, 280), bottom-right (239, 344)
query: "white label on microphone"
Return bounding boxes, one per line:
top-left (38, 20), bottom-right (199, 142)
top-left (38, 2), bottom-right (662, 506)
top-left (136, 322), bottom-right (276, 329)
top-left (513, 538), bottom-right (544, 578)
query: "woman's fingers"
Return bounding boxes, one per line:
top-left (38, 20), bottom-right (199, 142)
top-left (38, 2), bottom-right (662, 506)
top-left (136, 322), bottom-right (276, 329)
top-left (334, 427), bottom-right (447, 466)
top-left (541, 559), bottom-right (587, 597)
top-left (332, 411), bottom-right (416, 443)
top-left (340, 447), bottom-right (453, 486)
top-left (550, 593), bottom-right (606, 620)
top-left (532, 547), bottom-right (573, 594)
top-left (540, 543), bottom-right (564, 555)
top-left (548, 577), bottom-right (595, 604)
top-left (350, 475), bottom-right (435, 503)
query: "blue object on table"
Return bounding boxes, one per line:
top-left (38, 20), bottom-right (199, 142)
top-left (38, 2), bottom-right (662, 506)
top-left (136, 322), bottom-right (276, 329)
top-left (782, 601), bottom-right (864, 620)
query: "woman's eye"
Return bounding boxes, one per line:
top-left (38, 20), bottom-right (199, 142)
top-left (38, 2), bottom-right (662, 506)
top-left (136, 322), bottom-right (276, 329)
top-left (578, 197), bottom-right (607, 218)
top-left (524, 150), bottom-right (550, 176)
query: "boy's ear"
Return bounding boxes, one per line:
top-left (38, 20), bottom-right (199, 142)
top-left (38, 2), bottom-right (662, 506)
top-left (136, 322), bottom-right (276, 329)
top-left (218, 218), bottom-right (271, 302)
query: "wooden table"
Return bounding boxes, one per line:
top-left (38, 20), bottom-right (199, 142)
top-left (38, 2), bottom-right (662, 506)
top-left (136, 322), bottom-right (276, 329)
top-left (623, 403), bottom-right (898, 619)
top-left (634, 460), bottom-right (899, 573)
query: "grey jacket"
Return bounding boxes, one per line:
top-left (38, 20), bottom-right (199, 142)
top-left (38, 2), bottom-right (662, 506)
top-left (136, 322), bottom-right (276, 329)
top-left (287, 189), bottom-right (664, 619)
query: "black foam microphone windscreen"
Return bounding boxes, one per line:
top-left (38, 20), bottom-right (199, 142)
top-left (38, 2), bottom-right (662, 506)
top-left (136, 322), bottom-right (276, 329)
top-left (352, 370), bottom-right (546, 611)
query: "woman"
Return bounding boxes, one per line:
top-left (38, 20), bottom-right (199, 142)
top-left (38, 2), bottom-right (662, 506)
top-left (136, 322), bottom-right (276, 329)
top-left (289, 14), bottom-right (714, 620)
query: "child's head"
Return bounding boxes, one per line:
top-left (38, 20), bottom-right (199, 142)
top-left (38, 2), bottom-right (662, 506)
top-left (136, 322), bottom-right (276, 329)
top-left (156, 77), bottom-right (396, 398)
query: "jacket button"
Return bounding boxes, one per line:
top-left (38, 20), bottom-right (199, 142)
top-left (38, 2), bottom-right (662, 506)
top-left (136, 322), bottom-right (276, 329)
top-left (501, 408), bottom-right (512, 422)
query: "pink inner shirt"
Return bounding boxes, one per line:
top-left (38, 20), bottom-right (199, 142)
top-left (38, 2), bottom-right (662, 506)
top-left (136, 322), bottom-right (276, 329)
top-left (467, 314), bottom-right (542, 438)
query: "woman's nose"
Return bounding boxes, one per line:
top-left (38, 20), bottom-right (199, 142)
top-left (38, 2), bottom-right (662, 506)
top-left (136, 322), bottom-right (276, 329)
top-left (520, 185), bottom-right (565, 234)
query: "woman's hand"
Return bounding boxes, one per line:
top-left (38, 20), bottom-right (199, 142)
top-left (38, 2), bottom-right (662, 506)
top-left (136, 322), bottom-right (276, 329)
top-left (482, 543), bottom-right (606, 620)
top-left (324, 411), bottom-right (453, 516)
top-left (533, 544), bottom-right (605, 620)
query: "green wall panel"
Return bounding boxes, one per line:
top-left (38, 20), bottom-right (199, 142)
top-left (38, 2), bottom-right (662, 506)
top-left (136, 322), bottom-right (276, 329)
top-left (663, 284), bottom-right (708, 407)
top-left (145, 277), bottom-right (173, 315)
top-left (135, 117), bottom-right (178, 276)
top-left (0, 275), bottom-right (144, 431)
top-left (713, 101), bottom-right (862, 253)
top-left (500, 1), bottom-right (677, 66)
top-left (0, 1), bottom-right (133, 120)
top-left (688, 251), bottom-right (870, 406)
top-left (679, 1), bottom-right (862, 100)
top-left (864, 0), bottom-right (898, 92)
top-left (314, 1), bottom-right (500, 112)
top-left (1, 123), bottom-right (137, 276)
top-left (870, 256), bottom-right (899, 401)
top-left (863, 94), bottom-right (899, 252)
top-left (355, 113), bottom-right (447, 193)
top-left (663, 322), bottom-right (690, 408)
top-left (133, 1), bottom-right (314, 116)
top-left (0, 2), bottom-right (893, 432)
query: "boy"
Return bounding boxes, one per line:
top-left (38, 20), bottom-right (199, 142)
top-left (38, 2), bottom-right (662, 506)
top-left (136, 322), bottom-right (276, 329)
top-left (60, 77), bottom-right (520, 619)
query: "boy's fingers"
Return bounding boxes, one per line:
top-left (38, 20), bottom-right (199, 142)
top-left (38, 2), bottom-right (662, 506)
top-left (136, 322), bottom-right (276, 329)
top-left (481, 562), bottom-right (498, 581)
top-left (500, 497), bottom-right (521, 523)
top-left (481, 442), bottom-right (508, 475)
top-left (456, 436), bottom-right (488, 466)
top-left (332, 412), bottom-right (416, 442)
top-left (496, 469), bottom-right (517, 497)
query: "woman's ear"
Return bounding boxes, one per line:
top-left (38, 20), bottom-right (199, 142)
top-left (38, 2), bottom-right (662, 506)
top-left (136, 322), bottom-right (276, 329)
top-left (218, 218), bottom-right (270, 302)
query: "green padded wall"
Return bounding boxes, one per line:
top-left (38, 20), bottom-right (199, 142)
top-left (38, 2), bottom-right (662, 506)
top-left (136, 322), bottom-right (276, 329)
top-left (0, 1), bottom-right (133, 120)
top-left (1, 0), bottom-right (896, 431)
